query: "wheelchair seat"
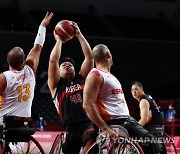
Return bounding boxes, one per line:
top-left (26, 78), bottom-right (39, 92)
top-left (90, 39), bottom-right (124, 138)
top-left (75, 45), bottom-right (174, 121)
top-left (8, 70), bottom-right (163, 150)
top-left (2, 116), bottom-right (35, 142)
top-left (5, 128), bottom-right (36, 142)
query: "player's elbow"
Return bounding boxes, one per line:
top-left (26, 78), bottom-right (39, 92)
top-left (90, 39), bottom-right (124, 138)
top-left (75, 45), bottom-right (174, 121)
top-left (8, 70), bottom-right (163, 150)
top-left (49, 58), bottom-right (57, 64)
top-left (139, 118), bottom-right (148, 126)
top-left (83, 102), bottom-right (90, 113)
top-left (83, 103), bottom-right (88, 111)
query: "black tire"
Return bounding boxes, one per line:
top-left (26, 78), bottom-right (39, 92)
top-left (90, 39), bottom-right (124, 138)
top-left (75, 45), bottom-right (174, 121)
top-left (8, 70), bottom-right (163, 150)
top-left (163, 133), bottom-right (177, 154)
top-left (49, 133), bottom-right (64, 154)
top-left (0, 139), bottom-right (5, 153)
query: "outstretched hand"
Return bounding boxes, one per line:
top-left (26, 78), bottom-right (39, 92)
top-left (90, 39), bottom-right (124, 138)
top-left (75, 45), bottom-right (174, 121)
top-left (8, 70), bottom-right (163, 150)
top-left (40, 11), bottom-right (54, 28)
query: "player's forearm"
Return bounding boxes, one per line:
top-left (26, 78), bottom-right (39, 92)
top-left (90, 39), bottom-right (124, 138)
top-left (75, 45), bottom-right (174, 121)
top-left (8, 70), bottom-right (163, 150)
top-left (77, 33), bottom-right (92, 59)
top-left (49, 40), bottom-right (62, 63)
top-left (34, 26), bottom-right (46, 47)
top-left (138, 119), bottom-right (147, 126)
top-left (84, 103), bottom-right (108, 131)
top-left (27, 25), bottom-right (46, 60)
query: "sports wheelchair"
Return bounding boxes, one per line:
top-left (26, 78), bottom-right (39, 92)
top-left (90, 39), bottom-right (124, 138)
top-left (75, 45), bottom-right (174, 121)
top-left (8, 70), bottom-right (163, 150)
top-left (0, 116), bottom-right (45, 154)
top-left (146, 125), bottom-right (177, 154)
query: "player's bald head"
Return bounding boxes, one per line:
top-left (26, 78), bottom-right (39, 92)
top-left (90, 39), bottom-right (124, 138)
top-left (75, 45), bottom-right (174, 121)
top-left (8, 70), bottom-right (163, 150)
top-left (7, 47), bottom-right (25, 69)
top-left (92, 44), bottom-right (109, 62)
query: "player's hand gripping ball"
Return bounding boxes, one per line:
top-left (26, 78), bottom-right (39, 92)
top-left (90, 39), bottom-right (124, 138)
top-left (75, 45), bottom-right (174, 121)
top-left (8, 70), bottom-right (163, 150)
top-left (55, 20), bottom-right (75, 42)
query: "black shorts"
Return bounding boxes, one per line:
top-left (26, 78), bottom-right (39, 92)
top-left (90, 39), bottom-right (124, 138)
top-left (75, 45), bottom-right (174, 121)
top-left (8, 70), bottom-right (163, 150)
top-left (106, 117), bottom-right (150, 139)
top-left (62, 122), bottom-right (97, 154)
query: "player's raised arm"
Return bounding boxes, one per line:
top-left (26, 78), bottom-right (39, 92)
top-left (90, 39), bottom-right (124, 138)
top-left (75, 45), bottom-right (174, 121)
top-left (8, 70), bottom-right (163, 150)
top-left (72, 21), bottom-right (94, 78)
top-left (48, 31), bottom-right (63, 97)
top-left (25, 11), bottom-right (53, 74)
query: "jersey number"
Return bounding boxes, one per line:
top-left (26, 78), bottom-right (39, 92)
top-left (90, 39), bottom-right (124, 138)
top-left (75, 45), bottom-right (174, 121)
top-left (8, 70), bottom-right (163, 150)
top-left (16, 84), bottom-right (31, 102)
top-left (70, 93), bottom-right (82, 103)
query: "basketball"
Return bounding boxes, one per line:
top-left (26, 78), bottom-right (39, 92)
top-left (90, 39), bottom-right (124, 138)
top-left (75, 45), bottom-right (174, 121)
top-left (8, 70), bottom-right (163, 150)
top-left (55, 20), bottom-right (75, 42)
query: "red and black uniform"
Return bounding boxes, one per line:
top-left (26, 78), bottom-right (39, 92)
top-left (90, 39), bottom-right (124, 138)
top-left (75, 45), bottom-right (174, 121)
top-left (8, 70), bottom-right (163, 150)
top-left (53, 74), bottom-right (95, 154)
top-left (140, 95), bottom-right (163, 128)
top-left (140, 95), bottom-right (166, 153)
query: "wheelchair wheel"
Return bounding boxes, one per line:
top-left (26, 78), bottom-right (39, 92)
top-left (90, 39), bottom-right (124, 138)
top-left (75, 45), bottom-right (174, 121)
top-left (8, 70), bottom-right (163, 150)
top-left (7, 135), bottom-right (45, 154)
top-left (86, 135), bottom-right (144, 154)
top-left (163, 133), bottom-right (177, 154)
top-left (49, 133), bottom-right (64, 154)
top-left (0, 139), bottom-right (5, 153)
top-left (109, 137), bottom-right (144, 154)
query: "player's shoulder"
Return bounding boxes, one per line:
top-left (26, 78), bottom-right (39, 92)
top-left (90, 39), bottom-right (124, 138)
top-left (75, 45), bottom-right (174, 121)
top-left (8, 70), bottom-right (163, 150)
top-left (24, 64), bottom-right (34, 72)
top-left (0, 72), bottom-right (5, 79)
top-left (24, 64), bottom-right (32, 69)
top-left (2, 70), bottom-right (13, 78)
top-left (140, 97), bottom-right (150, 107)
top-left (86, 68), bottom-right (103, 84)
top-left (89, 68), bottom-right (101, 76)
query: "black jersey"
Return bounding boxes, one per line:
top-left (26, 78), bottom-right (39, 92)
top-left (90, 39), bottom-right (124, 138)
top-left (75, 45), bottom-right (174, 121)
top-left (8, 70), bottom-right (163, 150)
top-left (54, 74), bottom-right (91, 131)
top-left (140, 95), bottom-right (163, 126)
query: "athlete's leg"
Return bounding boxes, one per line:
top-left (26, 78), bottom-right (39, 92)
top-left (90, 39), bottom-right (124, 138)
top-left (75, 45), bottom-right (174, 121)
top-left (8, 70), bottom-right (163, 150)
top-left (80, 123), bottom-right (97, 154)
top-left (62, 131), bottom-right (81, 154)
top-left (122, 118), bottom-right (160, 154)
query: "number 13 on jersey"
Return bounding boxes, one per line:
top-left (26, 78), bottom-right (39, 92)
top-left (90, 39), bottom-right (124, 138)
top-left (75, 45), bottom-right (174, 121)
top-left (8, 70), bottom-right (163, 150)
top-left (16, 83), bottom-right (31, 102)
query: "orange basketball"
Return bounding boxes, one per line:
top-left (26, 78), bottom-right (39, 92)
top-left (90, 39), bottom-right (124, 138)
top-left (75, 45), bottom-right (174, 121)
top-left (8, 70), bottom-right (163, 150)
top-left (55, 20), bottom-right (75, 42)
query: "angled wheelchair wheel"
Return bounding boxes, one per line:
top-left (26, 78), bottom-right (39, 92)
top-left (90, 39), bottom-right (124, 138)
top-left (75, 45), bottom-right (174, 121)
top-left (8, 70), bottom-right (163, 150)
top-left (86, 134), bottom-right (144, 154)
top-left (0, 139), bottom-right (5, 154)
top-left (109, 125), bottom-right (129, 139)
top-left (163, 133), bottom-right (177, 154)
top-left (7, 135), bottom-right (45, 154)
top-left (109, 137), bottom-right (144, 154)
top-left (49, 132), bottom-right (65, 154)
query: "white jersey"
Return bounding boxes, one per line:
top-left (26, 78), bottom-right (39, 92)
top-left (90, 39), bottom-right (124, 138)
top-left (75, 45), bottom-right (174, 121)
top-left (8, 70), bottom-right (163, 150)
top-left (0, 65), bottom-right (35, 124)
top-left (90, 68), bottom-right (130, 121)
